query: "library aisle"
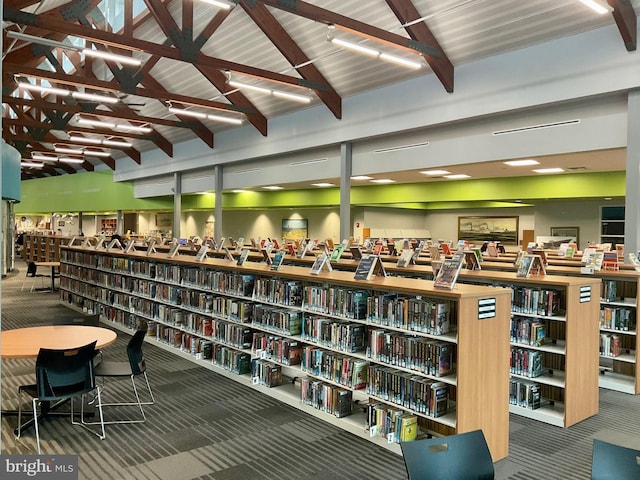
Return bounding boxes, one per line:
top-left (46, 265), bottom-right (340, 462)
top-left (2, 260), bottom-right (640, 480)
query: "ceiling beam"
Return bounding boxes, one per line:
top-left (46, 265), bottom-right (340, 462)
top-left (384, 0), bottom-right (454, 93)
top-left (610, 0), bottom-right (637, 51)
top-left (255, 0), bottom-right (451, 92)
top-left (240, 0), bottom-right (342, 119)
top-left (3, 7), bottom-right (331, 95)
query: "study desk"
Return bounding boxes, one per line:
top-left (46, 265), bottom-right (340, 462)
top-left (1, 325), bottom-right (117, 434)
top-left (34, 261), bottom-right (61, 292)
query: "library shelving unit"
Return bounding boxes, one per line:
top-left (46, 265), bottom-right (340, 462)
top-left (21, 234), bottom-right (70, 263)
top-left (100, 218), bottom-right (117, 236)
top-left (549, 266), bottom-right (639, 394)
top-left (59, 246), bottom-right (511, 461)
top-left (453, 269), bottom-right (600, 428)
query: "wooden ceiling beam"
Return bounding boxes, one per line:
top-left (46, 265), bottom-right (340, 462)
top-left (610, 0), bottom-right (637, 51)
top-left (240, 0), bottom-right (342, 119)
top-left (384, 0), bottom-right (454, 93)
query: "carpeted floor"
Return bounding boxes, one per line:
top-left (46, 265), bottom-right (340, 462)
top-left (2, 260), bottom-right (640, 479)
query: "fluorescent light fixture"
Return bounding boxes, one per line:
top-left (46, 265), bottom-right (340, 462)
top-left (32, 153), bottom-right (59, 162)
top-left (493, 119), bottom-right (580, 136)
top-left (206, 113), bottom-right (243, 125)
top-left (82, 48), bottom-right (142, 66)
top-left (102, 139), bottom-right (133, 148)
top-left (169, 107), bottom-right (207, 119)
top-left (228, 80), bottom-right (311, 104)
top-left (579, 0), bottom-right (613, 14)
top-left (370, 178), bottom-right (395, 184)
top-left (604, 197), bottom-right (612, 200)
top-left (311, 183), bottom-right (334, 187)
top-left (330, 38), bottom-right (379, 57)
top-left (504, 159), bottom-right (540, 166)
top-left (21, 161), bottom-right (44, 168)
top-left (19, 83), bottom-right (70, 97)
top-left (533, 168), bottom-right (564, 174)
top-left (68, 135), bottom-right (102, 145)
top-left (444, 174), bottom-right (471, 179)
top-left (262, 186), bottom-right (283, 190)
top-left (351, 175), bottom-right (373, 181)
top-left (6, 31), bottom-right (75, 50)
top-left (58, 157), bottom-right (85, 164)
top-left (84, 149), bottom-right (111, 157)
top-left (54, 147), bottom-right (84, 155)
top-left (77, 118), bottom-right (116, 128)
top-left (378, 52), bottom-right (423, 70)
top-left (329, 36), bottom-right (423, 70)
top-left (232, 189), bottom-right (250, 193)
top-left (115, 124), bottom-right (152, 133)
top-left (72, 91), bottom-right (118, 104)
top-left (200, 0), bottom-right (233, 9)
top-left (420, 169), bottom-right (450, 176)
top-left (290, 158), bottom-right (328, 166)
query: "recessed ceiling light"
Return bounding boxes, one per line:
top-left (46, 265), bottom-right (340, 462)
top-left (533, 168), bottom-right (564, 174)
top-left (370, 179), bottom-right (395, 183)
top-left (311, 183), bottom-right (334, 187)
top-left (263, 186), bottom-right (283, 190)
top-left (444, 174), bottom-right (471, 179)
top-left (604, 197), bottom-right (612, 200)
top-left (232, 189), bottom-right (250, 193)
top-left (351, 175), bottom-right (373, 181)
top-left (504, 159), bottom-right (540, 166)
top-left (420, 169), bottom-right (450, 176)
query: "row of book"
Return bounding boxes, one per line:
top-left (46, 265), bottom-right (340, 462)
top-left (253, 277), bottom-right (303, 307)
top-left (366, 295), bottom-right (452, 336)
top-left (600, 306), bottom-right (635, 332)
top-left (300, 377), bottom-right (353, 418)
top-left (510, 348), bottom-right (544, 378)
top-left (303, 286), bottom-right (368, 319)
top-left (509, 379), bottom-right (542, 410)
top-left (301, 347), bottom-right (368, 389)
top-left (301, 316), bottom-right (366, 353)
top-left (510, 316), bottom-right (547, 346)
top-left (366, 365), bottom-right (450, 418)
top-left (366, 403), bottom-right (418, 443)
top-left (252, 304), bottom-right (302, 335)
top-left (251, 359), bottom-right (283, 388)
top-left (600, 333), bottom-right (623, 357)
top-left (511, 287), bottom-right (563, 317)
top-left (252, 333), bottom-right (302, 366)
top-left (367, 330), bottom-right (455, 378)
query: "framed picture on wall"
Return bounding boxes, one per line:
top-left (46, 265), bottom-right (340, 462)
top-left (550, 226), bottom-right (579, 246)
top-left (457, 216), bottom-right (519, 245)
top-left (282, 219), bottom-right (308, 241)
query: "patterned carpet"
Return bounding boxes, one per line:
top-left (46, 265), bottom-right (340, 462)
top-left (2, 260), bottom-right (640, 479)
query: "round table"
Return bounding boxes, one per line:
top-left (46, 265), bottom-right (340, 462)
top-left (1, 325), bottom-right (117, 359)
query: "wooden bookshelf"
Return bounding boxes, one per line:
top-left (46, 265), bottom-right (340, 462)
top-left (59, 246), bottom-right (511, 461)
top-left (21, 234), bottom-right (70, 263)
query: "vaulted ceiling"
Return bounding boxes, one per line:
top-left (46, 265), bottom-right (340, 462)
top-left (3, 0), bottom-right (638, 180)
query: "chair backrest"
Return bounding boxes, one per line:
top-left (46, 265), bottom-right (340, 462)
top-left (35, 341), bottom-right (98, 401)
top-left (592, 439), bottom-right (640, 480)
top-left (53, 314), bottom-right (100, 327)
top-left (127, 329), bottom-right (148, 375)
top-left (400, 429), bottom-right (495, 480)
top-left (27, 262), bottom-right (37, 277)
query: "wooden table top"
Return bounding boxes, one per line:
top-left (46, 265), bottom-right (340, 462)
top-left (1, 325), bottom-right (117, 359)
top-left (34, 261), bottom-right (61, 267)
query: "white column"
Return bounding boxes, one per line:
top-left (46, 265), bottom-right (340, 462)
top-left (625, 89), bottom-right (640, 256)
top-left (339, 142), bottom-right (352, 243)
top-left (173, 172), bottom-right (182, 239)
top-left (214, 164), bottom-right (223, 241)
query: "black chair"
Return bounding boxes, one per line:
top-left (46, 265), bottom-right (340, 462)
top-left (21, 262), bottom-right (50, 292)
top-left (591, 439), bottom-right (640, 480)
top-left (17, 341), bottom-right (105, 454)
top-left (400, 430), bottom-right (495, 480)
top-left (89, 328), bottom-right (155, 424)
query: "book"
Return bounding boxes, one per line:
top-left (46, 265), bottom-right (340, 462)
top-left (399, 414), bottom-right (418, 442)
top-left (260, 248), bottom-right (272, 265)
top-left (167, 241), bottom-right (180, 258)
top-left (106, 238), bottom-right (123, 251)
top-left (349, 246), bottom-right (363, 260)
top-left (310, 253), bottom-right (332, 274)
top-left (217, 237), bottom-right (226, 251)
top-left (95, 237), bottom-right (105, 249)
top-left (396, 249), bottom-right (414, 267)
top-left (516, 254), bottom-right (535, 277)
top-left (145, 239), bottom-right (156, 256)
top-left (124, 239), bottom-right (136, 253)
top-left (433, 257), bottom-right (463, 289)
top-left (411, 240), bottom-right (425, 263)
top-left (330, 244), bottom-right (345, 262)
top-left (429, 245), bottom-right (441, 260)
top-left (271, 251), bottom-right (285, 270)
top-left (236, 248), bottom-right (250, 266)
top-left (627, 252), bottom-right (640, 272)
top-left (194, 245), bottom-right (209, 262)
top-left (463, 251), bottom-right (481, 270)
top-left (441, 243), bottom-right (452, 256)
top-left (354, 255), bottom-right (385, 281)
top-left (223, 247), bottom-right (235, 261)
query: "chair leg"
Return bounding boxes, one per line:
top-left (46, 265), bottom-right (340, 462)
top-left (87, 375), bottom-right (152, 424)
top-left (73, 390), bottom-right (106, 440)
top-left (32, 399), bottom-right (41, 455)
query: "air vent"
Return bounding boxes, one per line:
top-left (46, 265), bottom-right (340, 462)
top-left (373, 141), bottom-right (430, 154)
top-left (566, 166), bottom-right (588, 171)
top-left (233, 168), bottom-right (261, 174)
top-left (492, 119), bottom-right (580, 136)
top-left (289, 158), bottom-right (328, 166)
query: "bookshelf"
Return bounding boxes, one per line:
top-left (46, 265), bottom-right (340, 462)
top-left (100, 218), bottom-right (117, 236)
top-left (21, 234), bottom-right (70, 263)
top-left (59, 246), bottom-right (511, 461)
top-left (453, 270), bottom-right (600, 427)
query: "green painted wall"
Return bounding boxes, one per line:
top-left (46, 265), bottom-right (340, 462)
top-left (15, 170), bottom-right (625, 214)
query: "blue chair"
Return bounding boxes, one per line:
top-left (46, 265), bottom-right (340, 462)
top-left (17, 341), bottom-right (105, 454)
top-left (400, 429), bottom-right (495, 480)
top-left (591, 439), bottom-right (640, 480)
